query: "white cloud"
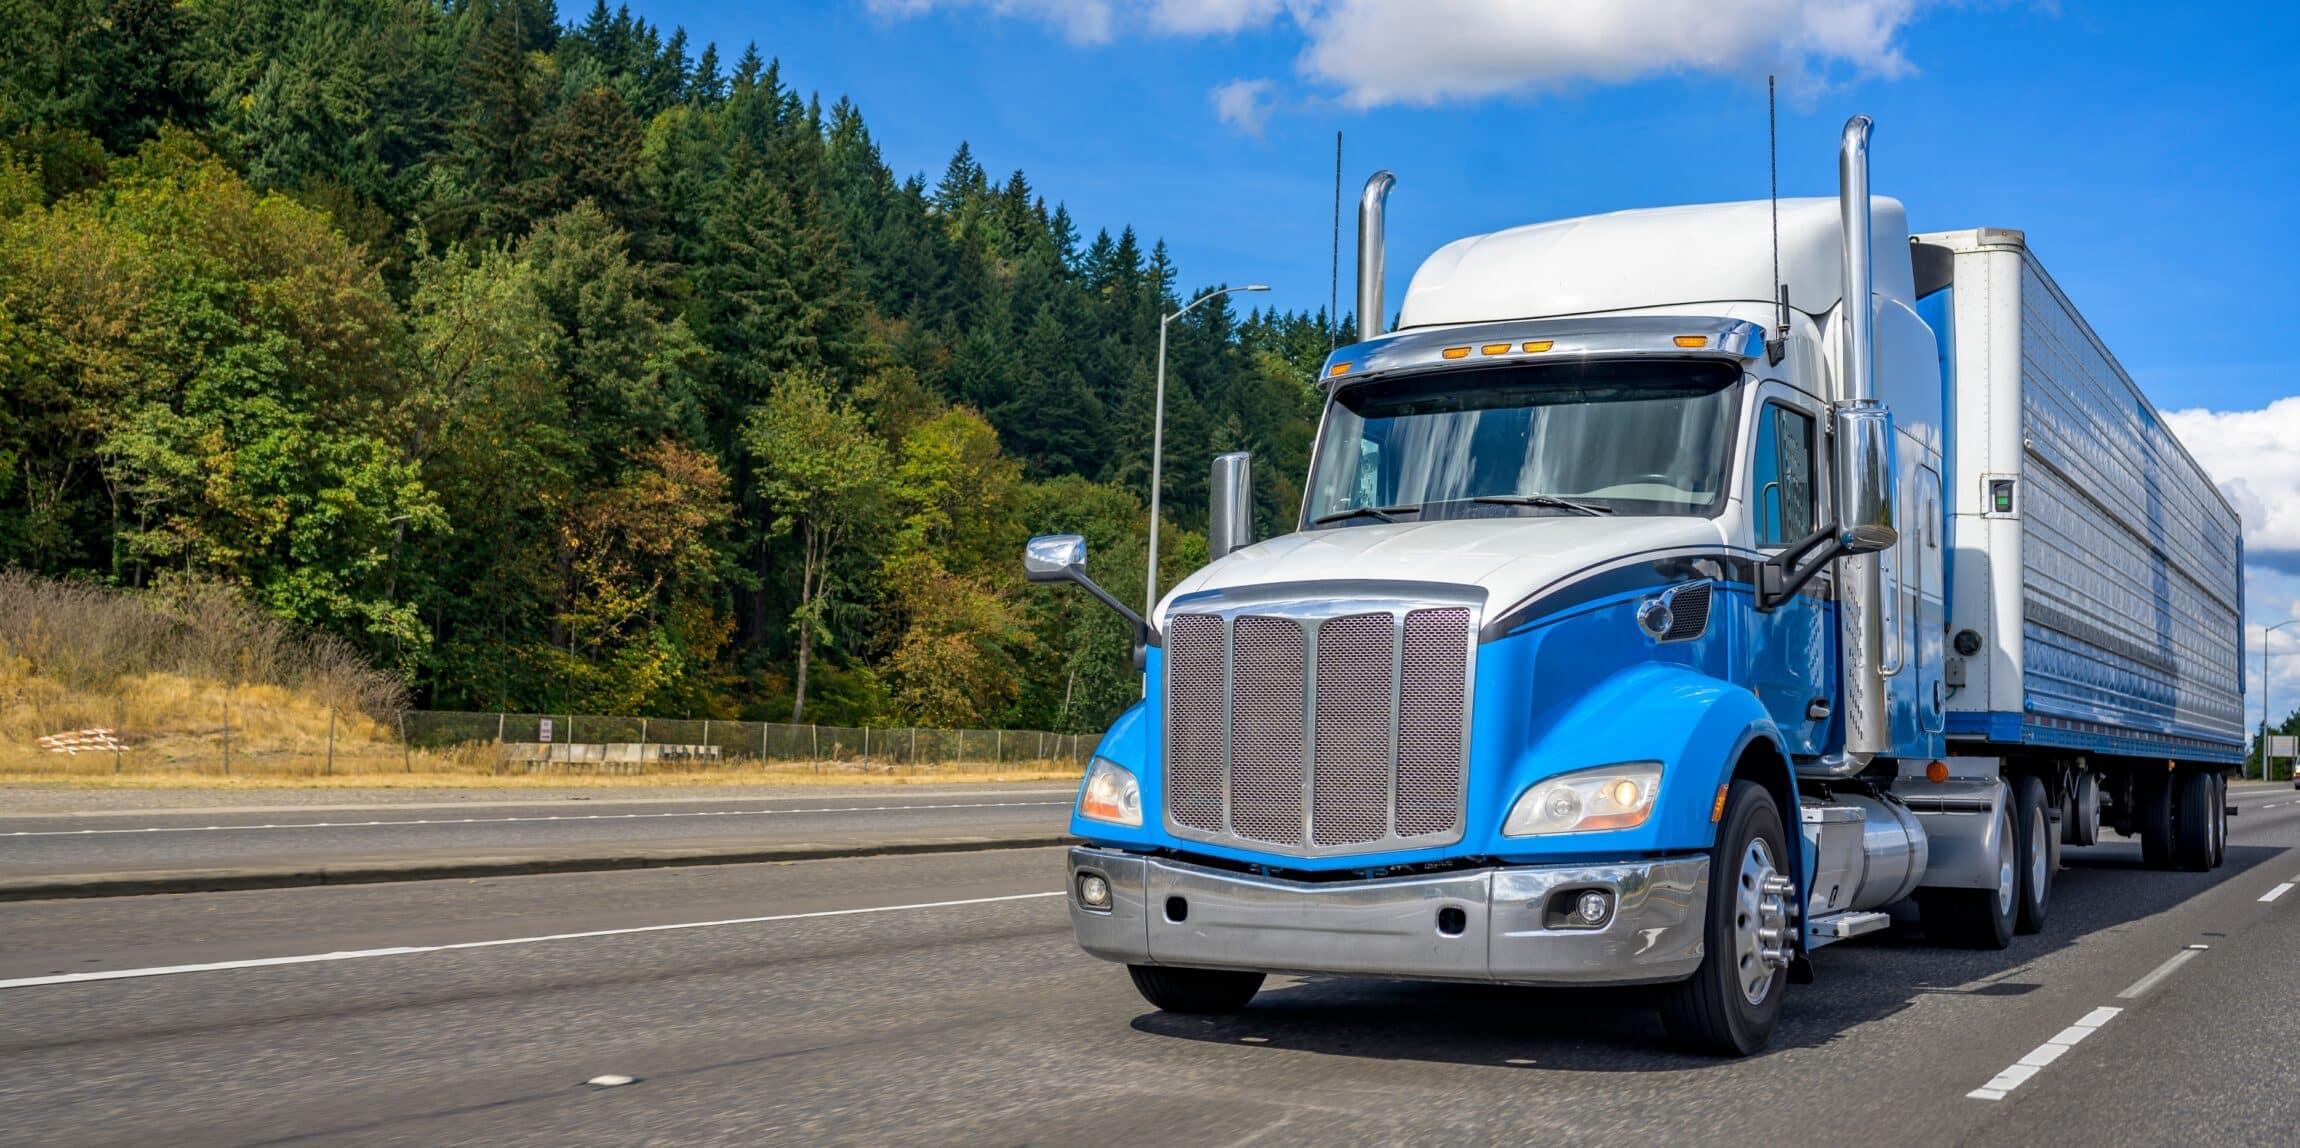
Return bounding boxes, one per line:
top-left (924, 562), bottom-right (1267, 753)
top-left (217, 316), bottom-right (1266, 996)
top-left (1210, 78), bottom-right (1278, 134)
top-left (872, 0), bottom-right (1930, 108)
top-left (2165, 396), bottom-right (2300, 573)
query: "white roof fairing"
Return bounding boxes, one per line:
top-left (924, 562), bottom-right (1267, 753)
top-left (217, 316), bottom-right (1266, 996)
top-left (1398, 197), bottom-right (1917, 330)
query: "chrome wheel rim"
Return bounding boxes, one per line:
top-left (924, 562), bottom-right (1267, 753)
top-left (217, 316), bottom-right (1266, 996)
top-left (1996, 808), bottom-right (2017, 916)
top-left (1734, 836), bottom-right (1787, 1006)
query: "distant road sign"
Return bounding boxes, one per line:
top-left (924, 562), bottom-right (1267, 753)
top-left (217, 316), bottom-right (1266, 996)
top-left (539, 718), bottom-right (554, 744)
top-left (2271, 734), bottom-right (2298, 758)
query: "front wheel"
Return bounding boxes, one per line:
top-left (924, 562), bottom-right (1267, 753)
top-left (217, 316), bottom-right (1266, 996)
top-left (1659, 780), bottom-right (1790, 1057)
top-left (1127, 965), bottom-right (1264, 1014)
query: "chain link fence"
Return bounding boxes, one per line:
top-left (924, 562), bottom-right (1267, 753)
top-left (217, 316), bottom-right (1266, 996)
top-left (3, 690), bottom-right (1098, 780)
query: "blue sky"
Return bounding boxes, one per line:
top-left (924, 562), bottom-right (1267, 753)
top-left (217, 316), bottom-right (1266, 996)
top-left (623, 0), bottom-right (2300, 730)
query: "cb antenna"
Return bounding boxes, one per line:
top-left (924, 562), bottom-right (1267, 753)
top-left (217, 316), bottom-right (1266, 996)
top-left (1766, 75), bottom-right (1787, 366)
top-left (1331, 130), bottom-right (1342, 350)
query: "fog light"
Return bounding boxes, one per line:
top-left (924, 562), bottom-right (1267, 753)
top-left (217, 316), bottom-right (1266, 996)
top-left (1575, 890), bottom-right (1613, 927)
top-left (1077, 872), bottom-right (1112, 910)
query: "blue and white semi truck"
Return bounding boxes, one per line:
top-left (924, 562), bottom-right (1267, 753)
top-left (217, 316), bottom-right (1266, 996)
top-left (1025, 116), bottom-right (2245, 1055)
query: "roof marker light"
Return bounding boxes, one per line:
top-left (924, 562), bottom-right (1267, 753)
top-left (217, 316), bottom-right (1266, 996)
top-left (1327, 362), bottom-right (1351, 377)
top-left (1673, 335), bottom-right (1707, 348)
top-left (1522, 340), bottom-right (1553, 353)
top-left (1441, 346), bottom-right (1471, 360)
top-left (1480, 343), bottom-right (1511, 356)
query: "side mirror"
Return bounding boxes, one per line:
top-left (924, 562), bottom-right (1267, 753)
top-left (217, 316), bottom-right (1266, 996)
top-left (1022, 533), bottom-right (1151, 666)
top-left (1209, 452), bottom-right (1254, 561)
top-left (1025, 534), bottom-right (1087, 582)
top-left (1757, 401), bottom-right (1899, 610)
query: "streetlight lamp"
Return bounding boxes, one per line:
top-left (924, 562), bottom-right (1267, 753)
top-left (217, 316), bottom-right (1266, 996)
top-left (2264, 620), bottom-right (2300, 781)
top-left (1146, 283), bottom-right (1269, 620)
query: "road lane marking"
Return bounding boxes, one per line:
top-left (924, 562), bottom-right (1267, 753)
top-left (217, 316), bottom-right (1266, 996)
top-left (1967, 1006), bottom-right (2122, 1100)
top-left (2262, 883), bottom-right (2294, 903)
top-left (0, 801), bottom-right (1072, 838)
top-left (0, 890), bottom-right (1064, 990)
top-left (2116, 945), bottom-right (2209, 1000)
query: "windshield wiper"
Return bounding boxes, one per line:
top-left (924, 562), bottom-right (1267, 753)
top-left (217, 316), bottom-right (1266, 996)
top-left (1311, 504), bottom-right (1420, 527)
top-left (1472, 493), bottom-right (1614, 517)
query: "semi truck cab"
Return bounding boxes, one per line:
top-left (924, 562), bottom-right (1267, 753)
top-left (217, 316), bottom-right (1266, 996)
top-left (1027, 116), bottom-right (2242, 1056)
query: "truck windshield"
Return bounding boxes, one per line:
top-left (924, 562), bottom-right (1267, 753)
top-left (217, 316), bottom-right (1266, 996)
top-left (1304, 359), bottom-right (1740, 527)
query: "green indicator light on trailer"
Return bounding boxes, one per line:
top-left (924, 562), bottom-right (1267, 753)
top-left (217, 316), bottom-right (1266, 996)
top-left (1991, 479), bottom-right (2015, 514)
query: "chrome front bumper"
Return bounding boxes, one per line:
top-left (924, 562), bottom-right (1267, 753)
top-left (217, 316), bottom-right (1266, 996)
top-left (1067, 847), bottom-right (1708, 987)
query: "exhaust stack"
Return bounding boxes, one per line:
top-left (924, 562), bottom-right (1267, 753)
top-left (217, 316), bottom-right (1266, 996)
top-left (1832, 112), bottom-right (1891, 771)
top-left (1838, 116), bottom-right (1875, 403)
top-left (1356, 171), bottom-right (1395, 338)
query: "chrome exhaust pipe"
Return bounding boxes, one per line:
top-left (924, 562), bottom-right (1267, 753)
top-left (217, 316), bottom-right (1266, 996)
top-left (1831, 113), bottom-right (1887, 772)
top-left (1838, 116), bottom-right (1875, 403)
top-left (1356, 171), bottom-right (1396, 338)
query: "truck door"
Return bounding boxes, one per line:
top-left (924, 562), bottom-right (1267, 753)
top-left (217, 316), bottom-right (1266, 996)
top-left (1746, 390), bottom-right (1833, 755)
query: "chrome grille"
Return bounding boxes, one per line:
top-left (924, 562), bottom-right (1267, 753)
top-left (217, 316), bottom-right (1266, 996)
top-left (1162, 600), bottom-right (1473, 856)
top-left (1229, 617), bottom-right (1306, 843)
top-left (1396, 608), bottom-right (1471, 836)
top-left (1166, 614), bottom-right (1226, 832)
top-left (1312, 613), bottom-right (1395, 845)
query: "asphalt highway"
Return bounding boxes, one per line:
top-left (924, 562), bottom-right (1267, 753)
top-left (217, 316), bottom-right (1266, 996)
top-left (0, 787), bottom-right (1078, 880)
top-left (3, 784), bottom-right (2296, 1146)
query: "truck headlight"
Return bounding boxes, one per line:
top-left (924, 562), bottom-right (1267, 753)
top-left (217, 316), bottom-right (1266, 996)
top-left (1078, 757), bottom-right (1143, 827)
top-left (1503, 762), bottom-right (1663, 836)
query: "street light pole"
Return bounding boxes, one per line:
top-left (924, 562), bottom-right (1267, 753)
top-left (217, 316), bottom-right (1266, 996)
top-left (2264, 620), bottom-right (2300, 781)
top-left (1146, 283), bottom-right (1269, 621)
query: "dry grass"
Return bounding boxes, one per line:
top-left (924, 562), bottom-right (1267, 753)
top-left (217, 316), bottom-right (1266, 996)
top-left (0, 571), bottom-right (1087, 789)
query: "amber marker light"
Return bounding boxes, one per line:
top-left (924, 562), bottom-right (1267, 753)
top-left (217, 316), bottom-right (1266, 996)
top-left (1441, 346), bottom-right (1471, 360)
top-left (1481, 343), bottom-right (1512, 356)
top-left (1673, 335), bottom-right (1707, 348)
top-left (1710, 784), bottom-right (1730, 822)
top-left (1926, 760), bottom-right (1950, 783)
top-left (1327, 362), bottom-right (1351, 377)
top-left (1522, 340), bottom-right (1554, 353)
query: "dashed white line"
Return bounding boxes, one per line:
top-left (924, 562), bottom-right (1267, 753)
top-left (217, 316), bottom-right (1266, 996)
top-left (2261, 883), bottom-right (2294, 904)
top-left (0, 890), bottom-right (1065, 990)
top-left (0, 801), bottom-right (1071, 838)
top-left (1968, 1006), bottom-right (2123, 1101)
top-left (2117, 945), bottom-right (2209, 1000)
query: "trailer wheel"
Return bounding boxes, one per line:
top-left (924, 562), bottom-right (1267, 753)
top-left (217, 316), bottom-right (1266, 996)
top-left (2061, 770), bottom-right (2099, 847)
top-left (2011, 775), bottom-right (2052, 934)
top-left (1126, 965), bottom-right (1264, 1014)
top-left (1918, 802), bottom-right (2017, 949)
top-left (1659, 780), bottom-right (1789, 1057)
top-left (2137, 769), bottom-right (2175, 869)
top-left (2172, 770), bottom-right (2215, 872)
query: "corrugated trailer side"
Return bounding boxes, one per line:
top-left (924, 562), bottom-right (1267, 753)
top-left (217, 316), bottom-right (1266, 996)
top-left (1921, 228), bottom-right (2245, 764)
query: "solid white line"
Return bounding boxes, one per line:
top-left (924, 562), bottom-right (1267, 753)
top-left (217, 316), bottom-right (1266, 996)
top-left (0, 890), bottom-right (1065, 991)
top-left (2262, 883), bottom-right (2295, 904)
top-left (0, 801), bottom-right (1071, 838)
top-left (2116, 946), bottom-right (2208, 1000)
top-left (1967, 1005), bottom-right (2122, 1100)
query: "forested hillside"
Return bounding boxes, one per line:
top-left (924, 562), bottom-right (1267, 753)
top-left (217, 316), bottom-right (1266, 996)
top-left (0, 0), bottom-right (1342, 732)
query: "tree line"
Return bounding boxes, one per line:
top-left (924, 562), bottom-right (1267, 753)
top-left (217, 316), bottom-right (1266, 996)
top-left (0, 0), bottom-right (1344, 731)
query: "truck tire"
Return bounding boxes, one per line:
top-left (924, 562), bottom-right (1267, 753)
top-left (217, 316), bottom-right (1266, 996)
top-left (1659, 780), bottom-right (1789, 1057)
top-left (2211, 773), bottom-right (2227, 868)
top-left (1918, 802), bottom-right (2017, 949)
top-left (2011, 775), bottom-right (2052, 935)
top-left (2137, 769), bottom-right (2175, 869)
top-left (2172, 770), bottom-right (2215, 872)
top-left (1126, 965), bottom-right (1264, 1014)
top-left (2061, 770), bottom-right (2099, 847)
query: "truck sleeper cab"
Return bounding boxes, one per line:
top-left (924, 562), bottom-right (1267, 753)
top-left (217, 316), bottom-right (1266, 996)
top-left (1028, 115), bottom-right (2241, 1057)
